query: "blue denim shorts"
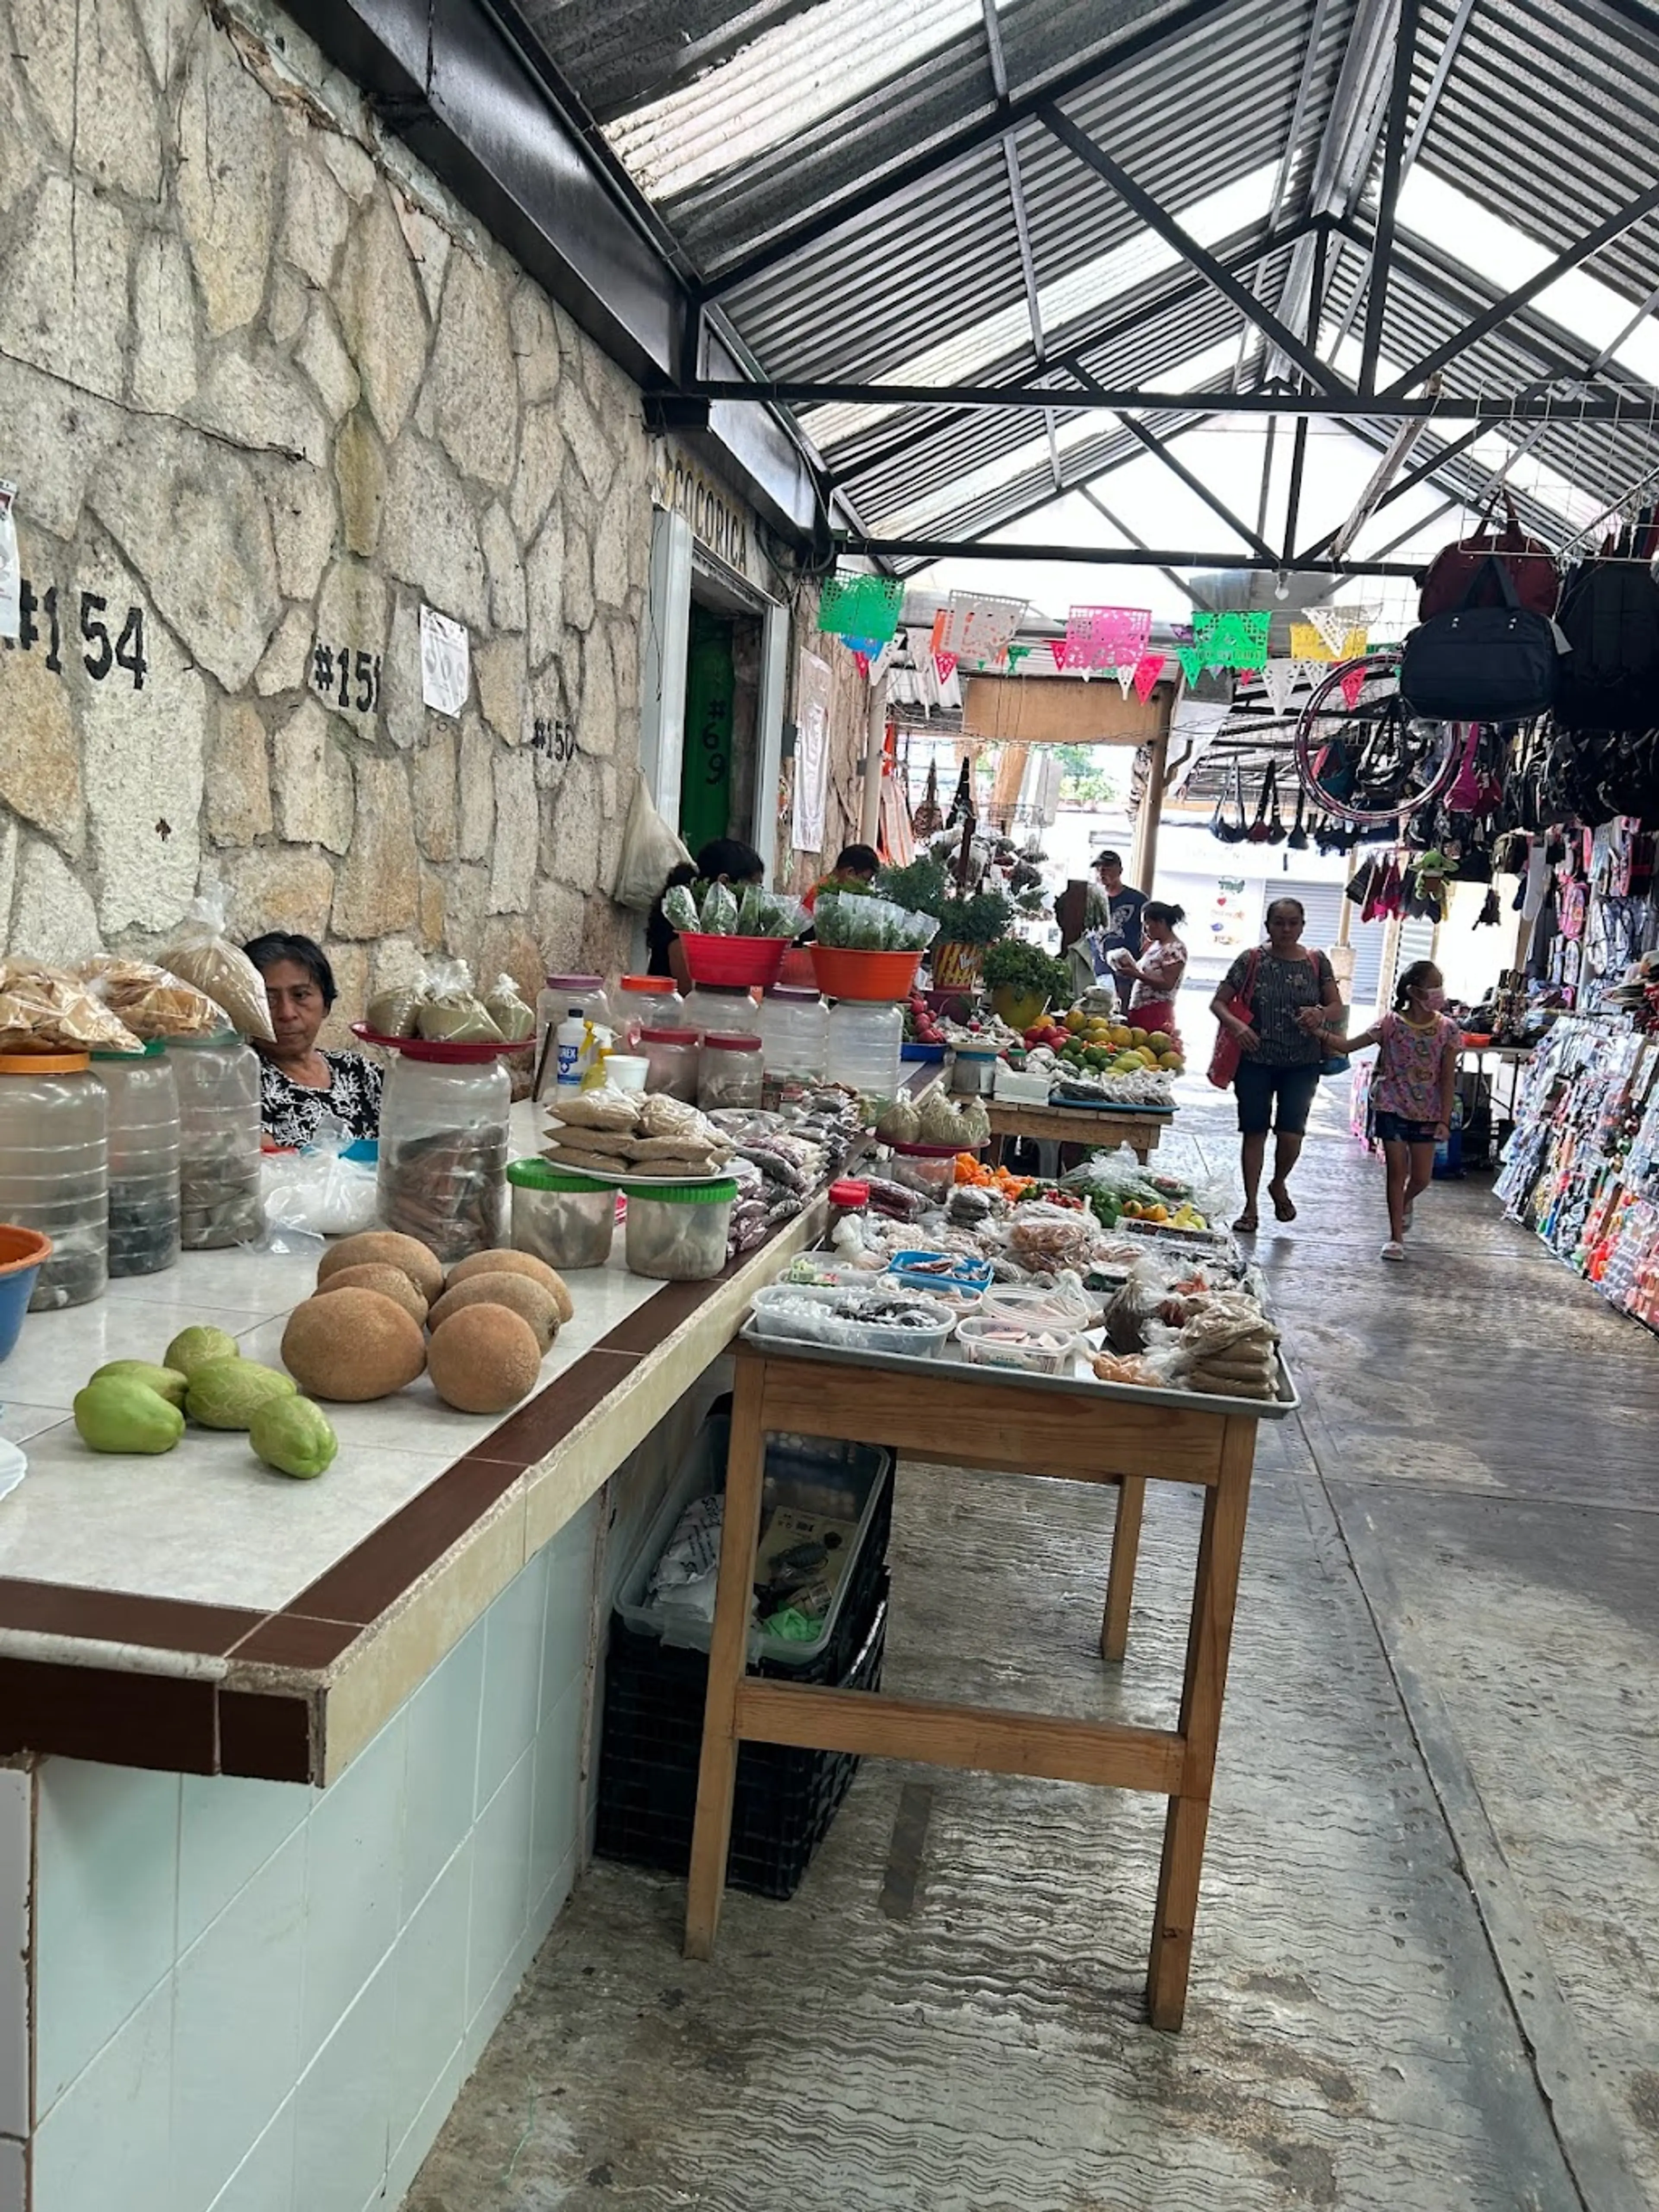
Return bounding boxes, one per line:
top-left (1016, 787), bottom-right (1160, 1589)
top-left (1234, 1059), bottom-right (1320, 1136)
top-left (1375, 1109), bottom-right (1439, 1146)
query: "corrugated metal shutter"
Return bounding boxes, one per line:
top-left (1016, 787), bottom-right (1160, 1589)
top-left (1282, 875), bottom-right (1390, 1006)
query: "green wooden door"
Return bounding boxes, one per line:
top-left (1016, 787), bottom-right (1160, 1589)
top-left (680, 604), bottom-right (735, 857)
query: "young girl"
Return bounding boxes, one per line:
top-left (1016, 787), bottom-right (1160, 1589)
top-left (1341, 961), bottom-right (1461, 1262)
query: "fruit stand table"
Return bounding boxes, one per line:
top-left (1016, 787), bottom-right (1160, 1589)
top-left (684, 1331), bottom-right (1294, 2031)
top-left (984, 1097), bottom-right (1173, 1166)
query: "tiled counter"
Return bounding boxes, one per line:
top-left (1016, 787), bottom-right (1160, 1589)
top-left (0, 1143), bottom-right (826, 2212)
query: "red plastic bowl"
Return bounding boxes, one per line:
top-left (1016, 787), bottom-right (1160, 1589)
top-left (679, 933), bottom-right (788, 989)
top-left (351, 1023), bottom-right (533, 1064)
top-left (810, 947), bottom-right (923, 1002)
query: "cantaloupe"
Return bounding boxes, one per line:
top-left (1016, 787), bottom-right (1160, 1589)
top-left (316, 1261), bottom-right (429, 1324)
top-left (281, 1288), bottom-right (426, 1401)
top-left (315, 1231), bottom-right (443, 1305)
top-left (444, 1248), bottom-right (572, 1323)
top-left (426, 1272), bottom-right (560, 1353)
top-left (426, 1305), bottom-right (541, 1414)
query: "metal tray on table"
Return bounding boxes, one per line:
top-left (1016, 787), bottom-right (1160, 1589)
top-left (737, 1314), bottom-right (1300, 1422)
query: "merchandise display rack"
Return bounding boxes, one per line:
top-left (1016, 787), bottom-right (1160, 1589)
top-left (1495, 1015), bottom-right (1659, 1331)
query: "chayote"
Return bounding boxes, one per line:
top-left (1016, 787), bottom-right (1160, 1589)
top-left (87, 1359), bottom-right (190, 1410)
top-left (73, 1378), bottom-right (185, 1455)
top-left (185, 1359), bottom-right (297, 1431)
top-left (164, 1325), bottom-right (241, 1379)
top-left (248, 1395), bottom-right (339, 1479)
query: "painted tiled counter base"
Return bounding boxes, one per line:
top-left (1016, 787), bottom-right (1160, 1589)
top-left (0, 1163), bottom-right (823, 2212)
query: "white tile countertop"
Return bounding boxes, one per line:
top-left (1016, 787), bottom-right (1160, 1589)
top-left (0, 1103), bottom-right (826, 1785)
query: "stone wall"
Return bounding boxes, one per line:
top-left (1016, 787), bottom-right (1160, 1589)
top-left (0, 0), bottom-right (656, 1037)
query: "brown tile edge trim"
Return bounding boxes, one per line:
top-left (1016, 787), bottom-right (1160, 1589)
top-left (0, 1656), bottom-right (219, 1774)
top-left (0, 1578), bottom-right (269, 1660)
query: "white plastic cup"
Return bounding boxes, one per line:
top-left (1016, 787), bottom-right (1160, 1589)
top-left (604, 1054), bottom-right (650, 1093)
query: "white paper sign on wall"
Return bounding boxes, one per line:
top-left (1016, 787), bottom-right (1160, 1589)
top-left (794, 648), bottom-right (831, 855)
top-left (420, 605), bottom-right (469, 717)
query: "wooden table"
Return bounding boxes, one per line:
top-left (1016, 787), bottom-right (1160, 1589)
top-left (684, 1335), bottom-right (1289, 2030)
top-left (985, 1097), bottom-right (1172, 1166)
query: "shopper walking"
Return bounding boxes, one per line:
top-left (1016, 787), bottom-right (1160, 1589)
top-left (1337, 961), bottom-right (1461, 1262)
top-left (1209, 897), bottom-right (1344, 1234)
top-left (1109, 901), bottom-right (1188, 1043)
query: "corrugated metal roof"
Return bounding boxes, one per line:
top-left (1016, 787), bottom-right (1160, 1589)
top-left (519, 0), bottom-right (1659, 563)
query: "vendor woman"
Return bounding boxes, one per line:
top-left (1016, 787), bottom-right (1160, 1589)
top-left (242, 933), bottom-right (383, 1146)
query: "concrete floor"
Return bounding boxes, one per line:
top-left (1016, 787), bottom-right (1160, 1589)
top-left (407, 1084), bottom-right (1659, 2212)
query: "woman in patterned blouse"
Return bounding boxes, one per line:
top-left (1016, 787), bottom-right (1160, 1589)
top-left (242, 933), bottom-right (383, 1149)
top-left (1209, 897), bottom-right (1345, 1234)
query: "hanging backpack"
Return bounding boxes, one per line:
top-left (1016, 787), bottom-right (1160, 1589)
top-left (1554, 557), bottom-right (1659, 732)
top-left (1400, 556), bottom-right (1560, 722)
top-left (1418, 489), bottom-right (1559, 619)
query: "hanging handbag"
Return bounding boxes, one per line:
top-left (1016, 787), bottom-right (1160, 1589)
top-left (1400, 557), bottom-right (1560, 722)
top-left (1246, 767), bottom-right (1274, 843)
top-left (1418, 489), bottom-right (1559, 619)
top-left (1207, 948), bottom-right (1261, 1090)
top-left (1265, 762), bottom-right (1288, 843)
top-left (1212, 765), bottom-right (1247, 844)
top-left (1286, 783), bottom-right (1309, 850)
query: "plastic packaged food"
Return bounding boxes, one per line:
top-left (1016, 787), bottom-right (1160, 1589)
top-left (484, 974), bottom-right (537, 1042)
top-left (697, 1032), bottom-right (764, 1113)
top-left (508, 1159), bottom-right (617, 1270)
top-left (749, 1281), bottom-right (955, 1356)
top-left (956, 1314), bottom-right (1084, 1374)
top-left (78, 957), bottom-right (222, 1040)
top-left (0, 960), bottom-right (143, 1056)
top-left (415, 956), bottom-right (502, 1043)
top-left (0, 1051), bottom-right (109, 1308)
top-left (90, 1042), bottom-right (181, 1276)
top-left (378, 1051), bottom-right (511, 1260)
top-left (158, 886), bottom-right (275, 1041)
top-left (166, 1033), bottom-right (265, 1250)
top-left (622, 1179), bottom-right (737, 1280)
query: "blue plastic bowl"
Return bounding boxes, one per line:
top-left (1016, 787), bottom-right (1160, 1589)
top-left (0, 1227), bottom-right (51, 1362)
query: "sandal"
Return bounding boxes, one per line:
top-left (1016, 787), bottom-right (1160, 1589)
top-left (1232, 1209), bottom-right (1259, 1234)
top-left (1268, 1182), bottom-right (1297, 1222)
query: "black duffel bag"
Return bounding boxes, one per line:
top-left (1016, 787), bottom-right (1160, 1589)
top-left (1400, 555), bottom-right (1560, 721)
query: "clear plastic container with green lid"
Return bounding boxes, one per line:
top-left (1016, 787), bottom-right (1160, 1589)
top-left (0, 1050), bottom-right (109, 1309)
top-left (621, 1178), bottom-right (737, 1280)
top-left (507, 1158), bottom-right (615, 1271)
top-left (91, 1040), bottom-right (181, 1276)
top-left (166, 1031), bottom-right (265, 1249)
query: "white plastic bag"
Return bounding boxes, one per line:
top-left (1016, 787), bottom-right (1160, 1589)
top-left (614, 772), bottom-right (693, 912)
top-left (259, 1117), bottom-right (379, 1236)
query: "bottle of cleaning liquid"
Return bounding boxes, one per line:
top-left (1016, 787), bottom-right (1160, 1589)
top-left (555, 1007), bottom-right (587, 1094)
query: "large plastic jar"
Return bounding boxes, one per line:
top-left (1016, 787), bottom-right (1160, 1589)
top-left (534, 974), bottom-right (612, 1088)
top-left (697, 1033), bottom-right (764, 1114)
top-left (378, 1050), bottom-right (512, 1262)
top-left (615, 974), bottom-right (683, 1044)
top-left (638, 1026), bottom-right (701, 1102)
top-left (91, 1041), bottom-right (181, 1277)
top-left (0, 1052), bottom-right (109, 1310)
top-left (622, 1179), bottom-right (737, 1281)
top-left (683, 982), bottom-right (760, 1041)
top-left (167, 1032), bottom-right (265, 1251)
top-left (825, 999), bottom-right (903, 1097)
top-left (507, 1159), bottom-right (616, 1270)
top-left (758, 986), bottom-right (827, 1080)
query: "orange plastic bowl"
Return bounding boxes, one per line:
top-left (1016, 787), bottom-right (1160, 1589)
top-left (810, 947), bottom-right (923, 1002)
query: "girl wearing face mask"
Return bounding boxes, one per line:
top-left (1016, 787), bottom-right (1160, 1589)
top-left (1337, 961), bottom-right (1460, 1261)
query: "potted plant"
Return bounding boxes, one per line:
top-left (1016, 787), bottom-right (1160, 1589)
top-left (931, 889), bottom-right (1014, 987)
top-left (981, 938), bottom-right (1072, 1033)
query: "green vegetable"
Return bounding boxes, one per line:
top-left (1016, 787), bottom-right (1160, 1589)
top-left (815, 891), bottom-right (937, 952)
top-left (88, 1359), bottom-right (190, 1410)
top-left (662, 882), bottom-right (700, 933)
top-left (185, 1359), bottom-right (298, 1430)
top-left (249, 1395), bottom-right (339, 1479)
top-left (165, 1325), bottom-right (242, 1378)
top-left (73, 1378), bottom-right (185, 1455)
top-left (935, 889), bottom-right (1015, 947)
top-left (981, 937), bottom-right (1073, 1003)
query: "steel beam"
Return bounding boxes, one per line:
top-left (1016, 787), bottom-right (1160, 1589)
top-left (1076, 488), bottom-right (1214, 610)
top-left (696, 379), bottom-right (1654, 422)
top-left (1068, 368), bottom-right (1281, 561)
top-left (831, 538), bottom-right (1427, 576)
top-left (1385, 177), bottom-right (1659, 394)
top-left (1040, 106), bottom-right (1355, 398)
top-left (1360, 0), bottom-right (1421, 395)
top-left (697, 0), bottom-right (1244, 298)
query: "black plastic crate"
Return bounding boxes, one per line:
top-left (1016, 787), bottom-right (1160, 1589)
top-left (596, 1585), bottom-right (888, 1898)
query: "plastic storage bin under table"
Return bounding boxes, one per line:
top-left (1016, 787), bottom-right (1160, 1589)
top-left (596, 1411), bottom-right (895, 1897)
